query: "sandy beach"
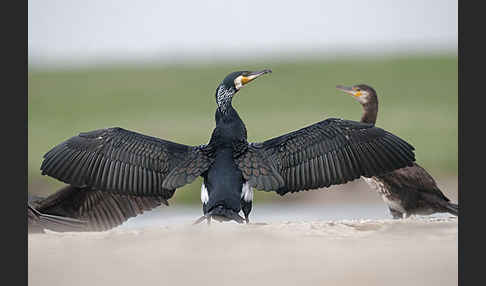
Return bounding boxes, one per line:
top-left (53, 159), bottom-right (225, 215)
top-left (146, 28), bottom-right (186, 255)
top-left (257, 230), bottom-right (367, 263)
top-left (28, 178), bottom-right (458, 286)
top-left (29, 216), bottom-right (457, 286)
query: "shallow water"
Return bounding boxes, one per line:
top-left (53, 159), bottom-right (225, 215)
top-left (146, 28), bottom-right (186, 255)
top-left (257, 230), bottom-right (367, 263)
top-left (118, 202), bottom-right (453, 229)
top-left (118, 178), bottom-right (457, 229)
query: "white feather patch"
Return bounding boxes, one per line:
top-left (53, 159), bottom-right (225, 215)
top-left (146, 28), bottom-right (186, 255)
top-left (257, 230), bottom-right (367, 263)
top-left (234, 76), bottom-right (243, 90)
top-left (241, 182), bottom-right (253, 202)
top-left (200, 183), bottom-right (209, 204)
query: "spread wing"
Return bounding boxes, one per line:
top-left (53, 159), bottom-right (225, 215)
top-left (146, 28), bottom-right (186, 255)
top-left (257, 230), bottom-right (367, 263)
top-left (40, 127), bottom-right (213, 198)
top-left (31, 186), bottom-right (166, 231)
top-left (236, 118), bottom-right (415, 195)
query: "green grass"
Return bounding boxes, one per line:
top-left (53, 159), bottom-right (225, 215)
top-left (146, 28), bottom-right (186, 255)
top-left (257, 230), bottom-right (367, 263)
top-left (28, 55), bottom-right (458, 203)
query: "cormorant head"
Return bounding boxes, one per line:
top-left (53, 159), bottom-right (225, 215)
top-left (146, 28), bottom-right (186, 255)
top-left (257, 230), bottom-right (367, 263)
top-left (222, 69), bottom-right (272, 91)
top-left (336, 84), bottom-right (377, 105)
top-left (215, 69), bottom-right (272, 111)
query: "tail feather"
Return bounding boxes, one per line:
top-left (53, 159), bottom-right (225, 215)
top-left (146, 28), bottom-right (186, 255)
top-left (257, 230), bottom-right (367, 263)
top-left (194, 205), bottom-right (245, 224)
top-left (208, 205), bottom-right (244, 223)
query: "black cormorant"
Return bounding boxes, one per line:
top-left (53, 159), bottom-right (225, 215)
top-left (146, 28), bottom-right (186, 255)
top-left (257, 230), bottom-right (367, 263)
top-left (38, 70), bottom-right (417, 225)
top-left (336, 84), bottom-right (458, 218)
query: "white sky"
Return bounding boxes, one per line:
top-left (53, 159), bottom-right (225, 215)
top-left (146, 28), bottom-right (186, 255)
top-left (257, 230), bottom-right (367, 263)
top-left (28, 0), bottom-right (457, 66)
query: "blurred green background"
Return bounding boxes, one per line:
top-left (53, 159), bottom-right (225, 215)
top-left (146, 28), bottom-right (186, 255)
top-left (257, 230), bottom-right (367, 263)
top-left (28, 54), bottom-right (458, 203)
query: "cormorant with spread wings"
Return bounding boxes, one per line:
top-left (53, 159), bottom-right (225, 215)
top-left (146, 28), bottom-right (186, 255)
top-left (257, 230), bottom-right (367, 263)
top-left (37, 69), bottom-right (416, 227)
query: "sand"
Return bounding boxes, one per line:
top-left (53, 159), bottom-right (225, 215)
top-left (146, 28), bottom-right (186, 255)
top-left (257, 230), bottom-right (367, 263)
top-left (28, 217), bottom-right (457, 286)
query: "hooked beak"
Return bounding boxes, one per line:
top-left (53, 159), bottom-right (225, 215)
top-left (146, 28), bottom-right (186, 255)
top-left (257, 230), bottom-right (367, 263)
top-left (241, 69), bottom-right (272, 86)
top-left (336, 85), bottom-right (361, 97)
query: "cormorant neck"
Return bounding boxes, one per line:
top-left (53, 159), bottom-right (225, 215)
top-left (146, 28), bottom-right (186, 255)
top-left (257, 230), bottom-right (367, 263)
top-left (215, 85), bottom-right (236, 115)
top-left (361, 101), bottom-right (378, 125)
top-left (215, 104), bottom-right (238, 123)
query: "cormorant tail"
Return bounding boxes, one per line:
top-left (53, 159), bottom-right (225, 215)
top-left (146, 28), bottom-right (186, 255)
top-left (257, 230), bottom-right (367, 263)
top-left (193, 205), bottom-right (245, 224)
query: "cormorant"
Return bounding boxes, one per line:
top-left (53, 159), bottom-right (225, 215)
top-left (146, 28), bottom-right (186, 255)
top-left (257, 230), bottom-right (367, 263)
top-left (38, 70), bottom-right (417, 225)
top-left (28, 187), bottom-right (166, 232)
top-left (336, 84), bottom-right (458, 218)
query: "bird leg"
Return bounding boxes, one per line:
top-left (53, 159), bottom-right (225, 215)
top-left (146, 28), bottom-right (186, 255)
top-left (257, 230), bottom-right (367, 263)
top-left (242, 211), bottom-right (250, 224)
top-left (241, 200), bottom-right (252, 224)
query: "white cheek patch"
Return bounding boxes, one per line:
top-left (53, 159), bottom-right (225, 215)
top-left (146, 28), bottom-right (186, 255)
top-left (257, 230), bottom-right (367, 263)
top-left (200, 183), bottom-right (209, 204)
top-left (234, 76), bottom-right (243, 90)
top-left (241, 182), bottom-right (253, 202)
top-left (357, 96), bottom-right (368, 104)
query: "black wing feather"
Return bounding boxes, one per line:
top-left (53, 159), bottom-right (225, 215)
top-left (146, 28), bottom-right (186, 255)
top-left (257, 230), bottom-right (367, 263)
top-left (31, 185), bottom-right (167, 232)
top-left (237, 118), bottom-right (415, 195)
top-left (28, 203), bottom-right (87, 233)
top-left (40, 127), bottom-right (213, 197)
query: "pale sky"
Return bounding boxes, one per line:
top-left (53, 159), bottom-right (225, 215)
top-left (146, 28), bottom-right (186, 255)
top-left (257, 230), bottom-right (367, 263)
top-left (28, 0), bottom-right (457, 66)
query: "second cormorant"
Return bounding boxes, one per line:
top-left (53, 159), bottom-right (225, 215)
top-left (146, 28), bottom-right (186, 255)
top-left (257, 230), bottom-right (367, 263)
top-left (336, 84), bottom-right (458, 218)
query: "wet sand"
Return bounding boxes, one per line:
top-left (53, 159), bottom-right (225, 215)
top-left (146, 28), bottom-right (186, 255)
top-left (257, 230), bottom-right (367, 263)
top-left (29, 217), bottom-right (457, 286)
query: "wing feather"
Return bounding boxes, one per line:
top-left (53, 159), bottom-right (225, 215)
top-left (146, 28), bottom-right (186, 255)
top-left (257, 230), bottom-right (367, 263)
top-left (40, 127), bottom-right (213, 197)
top-left (32, 185), bottom-right (168, 232)
top-left (236, 118), bottom-right (415, 195)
